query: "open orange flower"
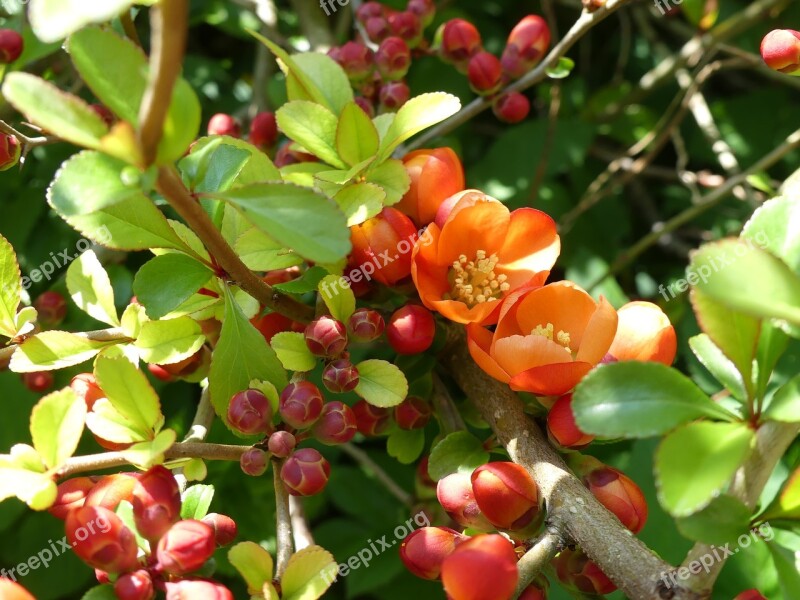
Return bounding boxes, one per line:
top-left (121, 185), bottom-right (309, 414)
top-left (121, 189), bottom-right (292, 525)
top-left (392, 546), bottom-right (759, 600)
top-left (466, 281), bottom-right (618, 396)
top-left (411, 191), bottom-right (560, 324)
top-left (608, 301), bottom-right (676, 365)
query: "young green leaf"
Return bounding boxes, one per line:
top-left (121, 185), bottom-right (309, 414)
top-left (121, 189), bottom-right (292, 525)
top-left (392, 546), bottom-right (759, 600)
top-left (354, 359), bottom-right (409, 408)
top-left (133, 253), bottom-right (213, 320)
top-left (0, 467), bottom-right (57, 511)
top-left (234, 228), bottom-right (302, 272)
top-left (86, 398), bottom-right (149, 444)
top-left (229, 541), bottom-right (275, 594)
top-left (270, 331), bottom-right (317, 373)
top-left (94, 354), bottom-right (164, 438)
top-left (334, 183), bottom-right (386, 227)
top-left (281, 545), bottom-right (338, 600)
top-left (120, 428), bottom-right (176, 470)
top-left (743, 195), bottom-right (800, 276)
top-left (387, 427), bottom-right (426, 465)
top-left (67, 250), bottom-right (119, 326)
top-left (29, 0), bottom-right (144, 43)
top-left (30, 388), bottom-right (86, 470)
top-left (336, 102), bottom-right (380, 166)
top-left (760, 467), bottom-right (800, 521)
top-left (133, 317), bottom-right (205, 365)
top-left (318, 274), bottom-right (356, 324)
top-left (768, 543), bottom-right (800, 599)
top-left (0, 234), bottom-right (21, 338)
top-left (276, 101), bottom-right (346, 169)
top-left (428, 431), bottom-right (490, 481)
top-left (675, 495), bottom-right (752, 546)
top-left (180, 484), bottom-right (215, 520)
top-left (179, 138), bottom-right (281, 193)
top-left (688, 334), bottom-right (747, 401)
top-left (546, 57), bottom-right (575, 79)
top-left (376, 93), bottom-right (461, 162)
top-left (365, 159), bottom-right (411, 205)
top-left (763, 375), bottom-right (800, 423)
top-left (10, 331), bottom-right (121, 372)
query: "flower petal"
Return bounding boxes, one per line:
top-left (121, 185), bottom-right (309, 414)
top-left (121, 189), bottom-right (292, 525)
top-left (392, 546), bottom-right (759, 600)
top-left (467, 324), bottom-right (511, 383)
top-left (498, 208), bottom-right (561, 273)
top-left (515, 282), bottom-right (596, 347)
top-left (438, 201), bottom-right (510, 266)
top-left (509, 362), bottom-right (594, 396)
top-left (575, 296), bottom-right (618, 364)
top-left (492, 334), bottom-right (573, 377)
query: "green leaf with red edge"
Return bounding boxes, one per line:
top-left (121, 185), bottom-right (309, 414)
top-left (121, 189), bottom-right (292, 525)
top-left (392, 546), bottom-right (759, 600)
top-left (30, 388), bottom-right (86, 470)
top-left (229, 541), bottom-right (275, 594)
top-left (0, 233), bottom-right (22, 338)
top-left (281, 545), bottom-right (338, 600)
top-left (761, 467), bottom-right (800, 521)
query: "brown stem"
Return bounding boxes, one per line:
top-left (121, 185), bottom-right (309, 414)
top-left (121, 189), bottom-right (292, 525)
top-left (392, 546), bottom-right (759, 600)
top-left (289, 496), bottom-right (315, 550)
top-left (273, 458), bottom-right (294, 577)
top-left (513, 528), bottom-right (564, 599)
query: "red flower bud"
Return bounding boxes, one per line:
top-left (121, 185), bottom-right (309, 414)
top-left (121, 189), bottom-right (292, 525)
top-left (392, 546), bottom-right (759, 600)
top-left (348, 308), bottom-right (385, 342)
top-left (312, 400), bottom-right (357, 445)
top-left (114, 570), bottom-right (154, 600)
top-left (0, 580), bottom-right (35, 600)
top-left (356, 1), bottom-right (385, 24)
top-left (389, 11), bottom-right (423, 48)
top-left (207, 113), bottom-right (240, 138)
top-left (65, 506), bottom-right (139, 574)
top-left (546, 394), bottom-right (594, 449)
top-left (552, 548), bottom-right (616, 595)
top-left (201, 513), bottom-right (238, 547)
top-left (436, 472), bottom-right (493, 531)
top-left (350, 207), bottom-right (418, 285)
top-left (304, 316), bottom-right (348, 357)
top-left (583, 463), bottom-right (647, 534)
top-left (501, 16), bottom-right (550, 78)
top-left (330, 42), bottom-right (375, 83)
top-left (353, 400), bottom-right (391, 436)
top-left (365, 16), bottom-right (392, 44)
top-left (493, 92), bottom-right (530, 124)
top-left (733, 591), bottom-right (768, 600)
top-left (227, 388), bottom-right (273, 435)
top-left (760, 29), bottom-right (800, 75)
top-left (33, 290), bottom-right (67, 327)
top-left (397, 147), bottom-right (466, 226)
top-left (281, 448), bottom-right (331, 496)
top-left (379, 80), bottom-right (411, 110)
top-left (164, 579), bottom-right (233, 600)
top-left (240, 448), bottom-right (269, 477)
top-left (322, 358), bottom-right (360, 394)
top-left (279, 381), bottom-right (325, 429)
top-left (441, 534), bottom-right (519, 600)
top-left (394, 397), bottom-right (432, 430)
top-left (438, 19), bottom-right (482, 69)
top-left (467, 52), bottom-right (503, 95)
top-left (386, 305), bottom-right (436, 355)
top-left (408, 0), bottom-right (436, 28)
top-left (400, 526), bottom-right (467, 580)
top-left (0, 133), bottom-right (20, 171)
top-left (22, 371), bottom-right (54, 394)
top-left (267, 430), bottom-right (296, 458)
top-left (518, 577), bottom-right (549, 600)
top-left (0, 29), bottom-right (23, 64)
top-left (249, 112), bottom-right (278, 148)
top-left (90, 104), bottom-right (115, 127)
top-left (49, 477), bottom-right (96, 520)
top-left (157, 519), bottom-right (216, 575)
top-left (376, 37), bottom-right (412, 81)
top-left (131, 466), bottom-right (182, 543)
top-left (251, 311), bottom-right (297, 344)
top-left (471, 462), bottom-right (541, 531)
top-left (85, 473), bottom-right (139, 512)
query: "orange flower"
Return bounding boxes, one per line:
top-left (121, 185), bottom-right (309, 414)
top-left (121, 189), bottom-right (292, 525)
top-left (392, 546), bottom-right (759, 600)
top-left (608, 301), bottom-right (676, 365)
top-left (467, 281), bottom-right (618, 396)
top-left (396, 148), bottom-right (466, 226)
top-left (411, 191), bottom-right (560, 324)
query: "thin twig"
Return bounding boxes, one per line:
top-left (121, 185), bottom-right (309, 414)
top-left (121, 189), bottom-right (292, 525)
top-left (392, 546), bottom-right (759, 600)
top-left (341, 442), bottom-right (413, 507)
top-left (1, 327), bottom-right (132, 365)
top-left (289, 496), bottom-right (315, 550)
top-left (512, 528), bottom-right (564, 599)
top-left (273, 459), bottom-right (294, 577)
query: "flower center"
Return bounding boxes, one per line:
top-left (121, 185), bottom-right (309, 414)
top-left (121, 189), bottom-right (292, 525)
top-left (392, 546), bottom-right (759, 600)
top-left (448, 250), bottom-right (510, 307)
top-left (532, 323), bottom-right (572, 353)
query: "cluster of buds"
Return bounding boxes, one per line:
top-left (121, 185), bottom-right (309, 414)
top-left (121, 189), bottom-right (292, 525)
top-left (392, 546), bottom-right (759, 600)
top-left (206, 110), bottom-right (279, 149)
top-left (55, 466), bottom-right (237, 599)
top-left (761, 29), bottom-right (800, 75)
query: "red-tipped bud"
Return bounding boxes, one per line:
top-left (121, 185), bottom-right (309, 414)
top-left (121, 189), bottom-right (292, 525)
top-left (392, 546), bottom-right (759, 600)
top-left (583, 464), bottom-right (647, 534)
top-left (322, 359), bottom-right (360, 394)
top-left (330, 42), bottom-right (375, 83)
top-left (0, 133), bottom-right (20, 171)
top-left (279, 381), bottom-right (325, 429)
top-left (441, 534), bottom-right (519, 600)
top-left (492, 92), bottom-right (530, 124)
top-left (227, 388), bottom-right (273, 435)
top-left (394, 397), bottom-right (432, 430)
top-left (0, 29), bottom-right (23, 64)
top-left (501, 16), bottom-right (551, 78)
top-left (547, 394), bottom-right (594, 449)
top-left (471, 462), bottom-right (541, 531)
top-left (33, 290), bottom-right (67, 327)
top-left (400, 526), bottom-right (467, 580)
top-left (376, 37), bottom-right (412, 81)
top-left (365, 16), bottom-right (392, 44)
top-left (379, 80), bottom-right (411, 110)
top-left (249, 112), bottom-right (278, 148)
top-left (553, 548), bottom-right (616, 595)
top-left (114, 570), bottom-right (154, 600)
top-left (201, 513), bottom-right (238, 547)
top-left (518, 577), bottom-right (549, 600)
top-left (280, 448), bottom-right (331, 496)
top-left (467, 52), bottom-right (503, 95)
top-left (267, 430), bottom-right (296, 458)
top-left (240, 448), bottom-right (269, 477)
top-left (386, 305), bottom-right (436, 355)
top-left (49, 477), bottom-right (96, 519)
top-left (436, 472), bottom-right (493, 531)
top-left (760, 29), bottom-right (800, 75)
top-left (65, 506), bottom-right (139, 574)
top-left (157, 519), bottom-right (216, 575)
top-left (389, 11), bottom-right (423, 48)
top-left (353, 400), bottom-right (391, 436)
top-left (354, 96), bottom-right (375, 118)
top-left (312, 400), bottom-right (357, 445)
top-left (437, 19), bottom-right (482, 69)
top-left (165, 579), bottom-right (233, 600)
top-left (90, 104), bottom-right (115, 127)
top-left (356, 2), bottom-right (385, 23)
top-left (207, 113), bottom-right (240, 138)
top-left (131, 466), bottom-right (181, 543)
top-left (733, 591), bottom-right (768, 600)
top-left (304, 316), bottom-right (348, 357)
top-left (408, 0), bottom-right (436, 28)
top-left (350, 206), bottom-right (418, 285)
top-left (84, 473), bottom-right (139, 512)
top-left (22, 371), bottom-right (54, 393)
top-left (348, 308), bottom-right (385, 342)
top-left (397, 147), bottom-right (466, 226)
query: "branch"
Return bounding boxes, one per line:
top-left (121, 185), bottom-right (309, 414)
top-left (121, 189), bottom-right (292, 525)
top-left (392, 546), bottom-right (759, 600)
top-left (341, 442), bottom-right (413, 507)
top-left (273, 458), bottom-right (294, 577)
top-left (512, 528), bottom-right (564, 599)
top-left (0, 120), bottom-right (58, 150)
top-left (289, 495), bottom-right (315, 550)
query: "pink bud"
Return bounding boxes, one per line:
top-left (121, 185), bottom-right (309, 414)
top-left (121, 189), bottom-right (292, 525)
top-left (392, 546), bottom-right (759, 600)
top-left (438, 19), bottom-right (482, 69)
top-left (471, 462), bottom-right (541, 531)
top-left (441, 534), bottom-right (519, 600)
top-left (0, 29), bottom-right (23, 64)
top-left (0, 133), bottom-right (20, 171)
top-left (249, 112), bottom-right (278, 148)
top-left (348, 308), bottom-right (385, 342)
top-left (386, 305), bottom-right (436, 355)
top-left (165, 579), bottom-right (233, 600)
top-left (227, 388), bottom-right (273, 435)
top-left (304, 316), bottom-right (348, 357)
top-left (353, 400), bottom-right (391, 436)
top-left (467, 52), bottom-right (503, 95)
top-left (84, 473), bottom-right (139, 512)
top-left (389, 11), bottom-right (423, 48)
top-left (760, 29), bottom-right (800, 75)
top-left (583, 463), bottom-right (648, 534)
top-left (546, 394), bottom-right (594, 449)
top-left (322, 358), bottom-right (360, 394)
top-left (279, 381), bottom-right (325, 429)
top-left (21, 371), bottom-right (54, 394)
top-left (493, 92), bottom-right (530, 124)
top-left (65, 506), bottom-right (139, 574)
top-left (400, 526), bottom-right (468, 580)
top-left (114, 570), bottom-right (154, 600)
top-left (281, 448), bottom-right (331, 496)
top-left (201, 513), bottom-right (238, 547)
top-left (436, 472), bottom-right (493, 531)
top-left (356, 1), bottom-right (385, 24)
top-left (394, 397), bottom-right (432, 430)
top-left (408, 0), bottom-right (436, 28)
top-left (157, 519), bottom-right (216, 575)
top-left (376, 37), bottom-right (412, 81)
top-left (267, 430), bottom-right (296, 458)
top-left (365, 16), bottom-right (392, 44)
top-left (240, 448), bottom-right (269, 477)
top-left (379, 81), bottom-right (411, 110)
top-left (49, 477), bottom-right (96, 520)
top-left (131, 466), bottom-right (182, 544)
top-left (330, 42), bottom-right (375, 83)
top-left (33, 291), bottom-right (67, 327)
top-left (312, 401), bottom-right (357, 445)
top-left (501, 16), bottom-right (550, 78)
top-left (354, 96), bottom-right (375, 118)
top-left (207, 113), bottom-right (240, 137)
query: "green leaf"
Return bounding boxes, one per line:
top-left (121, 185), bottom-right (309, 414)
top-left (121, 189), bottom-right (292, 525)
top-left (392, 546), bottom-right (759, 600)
top-left (676, 495), bottom-right (752, 545)
top-left (764, 375), bottom-right (800, 423)
top-left (354, 359), bottom-right (409, 408)
top-left (282, 545), bottom-right (338, 600)
top-left (0, 467), bottom-right (57, 511)
top-left (428, 431), bottom-right (490, 481)
top-left (120, 428), bottom-right (176, 469)
top-left (656, 421), bottom-right (755, 517)
top-left (271, 331), bottom-right (317, 373)
top-left (179, 138), bottom-right (280, 193)
top-left (688, 334), bottom-right (747, 401)
top-left (86, 398), bottom-right (148, 444)
top-left (209, 182), bottom-right (351, 264)
top-left (276, 101), bottom-right (346, 168)
top-left (95, 354), bottom-right (164, 438)
top-left (80, 585), bottom-right (117, 600)
top-left (376, 93), bottom-right (461, 162)
top-left (768, 543), bottom-right (800, 599)
top-left (335, 183), bottom-right (386, 227)
top-left (116, 500), bottom-right (149, 551)
top-left (387, 427), bottom-right (425, 465)
top-left (0, 234), bottom-right (21, 338)
top-left (546, 57), bottom-right (575, 79)
top-left (336, 102), bottom-right (380, 166)
top-left (756, 321), bottom-right (789, 400)
top-left (209, 287), bottom-right (287, 430)
top-left (29, 0), bottom-right (140, 42)
top-left (572, 362), bottom-right (734, 438)
top-left (133, 317), bottom-right (205, 365)
top-left (10, 331), bottom-right (120, 372)
top-left (682, 0), bottom-right (719, 29)
top-left (133, 254), bottom-right (213, 320)
top-left (743, 196), bottom-right (800, 275)
top-left (30, 388), bottom-right (86, 470)
top-left (67, 250), bottom-right (119, 326)
top-left (180, 484), bottom-right (215, 520)
top-left (2, 72), bottom-right (108, 149)
top-left (691, 239), bottom-right (800, 326)
top-left (318, 274), bottom-right (355, 323)
top-left (761, 467), bottom-right (800, 521)
top-left (229, 541), bottom-right (274, 594)
top-left (234, 228), bottom-right (302, 272)
top-left (365, 159), bottom-right (411, 206)
top-left (273, 267), bottom-right (329, 294)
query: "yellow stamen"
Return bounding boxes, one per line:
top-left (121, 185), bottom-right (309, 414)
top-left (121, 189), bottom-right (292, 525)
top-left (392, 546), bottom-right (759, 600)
top-left (532, 322), bottom-right (572, 353)
top-left (447, 250), bottom-right (510, 307)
